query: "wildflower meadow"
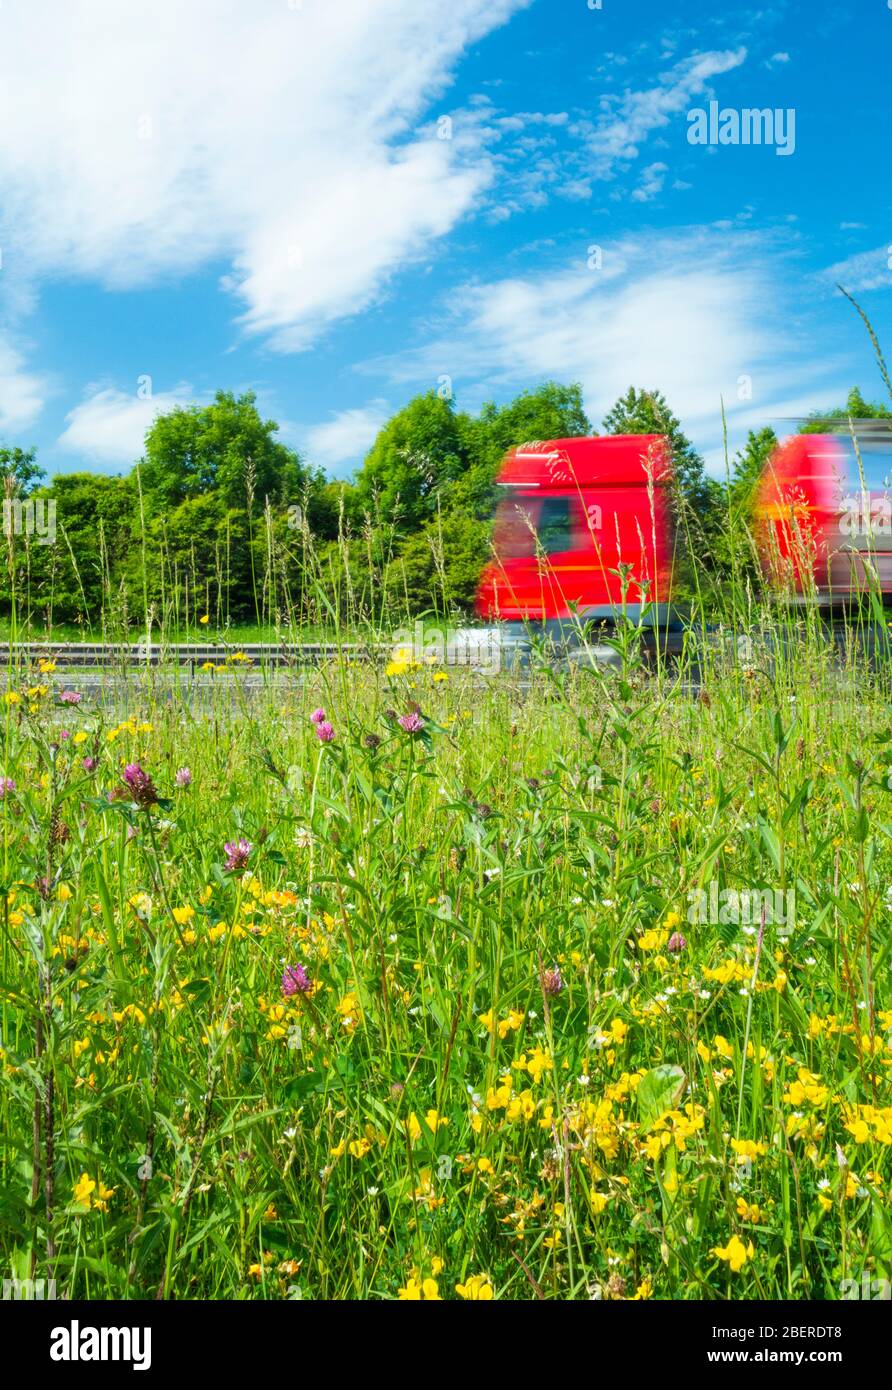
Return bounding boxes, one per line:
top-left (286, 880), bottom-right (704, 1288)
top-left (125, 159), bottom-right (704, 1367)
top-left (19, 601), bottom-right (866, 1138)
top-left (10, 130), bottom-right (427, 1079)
top-left (1, 628), bottom-right (891, 1306)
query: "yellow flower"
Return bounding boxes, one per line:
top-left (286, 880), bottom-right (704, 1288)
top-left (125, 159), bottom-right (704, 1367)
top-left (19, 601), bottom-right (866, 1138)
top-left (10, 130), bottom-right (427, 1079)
top-left (172, 905), bottom-right (195, 926)
top-left (455, 1274), bottom-right (494, 1300)
top-left (523, 1045), bottom-right (553, 1083)
top-left (405, 1112), bottom-right (422, 1143)
top-left (424, 1109), bottom-right (448, 1133)
top-left (730, 1138), bottom-right (767, 1164)
top-left (199, 614), bottom-right (210, 625)
top-left (397, 1276), bottom-right (440, 1300)
top-left (73, 1172), bottom-right (96, 1208)
top-left (93, 1181), bottom-right (116, 1213)
top-left (712, 1234), bottom-right (754, 1272)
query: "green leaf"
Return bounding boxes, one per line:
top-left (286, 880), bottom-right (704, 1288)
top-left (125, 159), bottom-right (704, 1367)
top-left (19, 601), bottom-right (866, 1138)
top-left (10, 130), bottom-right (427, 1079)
top-left (637, 1064), bottom-right (687, 1130)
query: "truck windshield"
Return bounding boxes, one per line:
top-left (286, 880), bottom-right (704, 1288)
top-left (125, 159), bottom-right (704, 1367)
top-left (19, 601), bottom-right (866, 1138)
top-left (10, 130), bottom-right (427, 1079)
top-left (493, 495), bottom-right (580, 558)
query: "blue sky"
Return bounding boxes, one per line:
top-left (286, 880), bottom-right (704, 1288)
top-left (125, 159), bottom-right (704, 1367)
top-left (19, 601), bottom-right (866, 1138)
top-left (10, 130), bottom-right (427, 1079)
top-left (0, 0), bottom-right (890, 482)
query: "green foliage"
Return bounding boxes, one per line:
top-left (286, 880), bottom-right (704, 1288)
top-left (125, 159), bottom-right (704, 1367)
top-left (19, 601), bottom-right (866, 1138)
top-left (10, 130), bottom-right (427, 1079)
top-left (0, 444), bottom-right (43, 494)
top-left (1, 633), bottom-right (891, 1299)
top-left (802, 386), bottom-right (892, 433)
top-left (602, 385), bottom-right (711, 512)
top-left (6, 373), bottom-right (892, 632)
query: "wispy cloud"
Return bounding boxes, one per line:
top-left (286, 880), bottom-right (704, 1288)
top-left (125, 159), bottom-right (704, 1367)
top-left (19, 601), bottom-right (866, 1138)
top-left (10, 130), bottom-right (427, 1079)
top-left (303, 401), bottom-right (390, 475)
top-left (631, 162), bottom-right (669, 202)
top-left (364, 228), bottom-right (851, 471)
top-left (57, 384), bottom-right (198, 469)
top-left (0, 336), bottom-right (46, 434)
top-left (0, 0), bottom-right (530, 353)
top-left (818, 245), bottom-right (892, 294)
top-left (585, 47), bottom-right (747, 178)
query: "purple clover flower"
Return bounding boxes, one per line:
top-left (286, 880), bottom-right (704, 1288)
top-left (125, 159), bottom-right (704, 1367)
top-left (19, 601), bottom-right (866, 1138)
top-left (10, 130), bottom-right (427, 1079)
top-left (315, 721), bottom-right (335, 742)
top-left (398, 712), bottom-right (424, 733)
top-left (541, 966), bottom-right (563, 997)
top-left (175, 767), bottom-right (192, 787)
top-left (122, 762), bottom-right (158, 808)
top-left (224, 837), bottom-right (252, 872)
top-left (281, 963), bottom-right (311, 997)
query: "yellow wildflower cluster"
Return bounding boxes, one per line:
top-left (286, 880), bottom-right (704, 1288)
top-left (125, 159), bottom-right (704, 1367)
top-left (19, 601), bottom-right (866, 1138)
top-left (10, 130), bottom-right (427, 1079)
top-left (479, 1007), bottom-right (525, 1038)
top-left (107, 717), bottom-right (153, 742)
top-left (843, 1104), bottom-right (892, 1145)
top-left (73, 1172), bottom-right (116, 1213)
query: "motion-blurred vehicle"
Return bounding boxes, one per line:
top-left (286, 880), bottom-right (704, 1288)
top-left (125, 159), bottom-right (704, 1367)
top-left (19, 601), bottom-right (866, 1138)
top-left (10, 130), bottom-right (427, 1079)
top-left (756, 424), bottom-right (892, 602)
top-left (474, 435), bottom-right (676, 626)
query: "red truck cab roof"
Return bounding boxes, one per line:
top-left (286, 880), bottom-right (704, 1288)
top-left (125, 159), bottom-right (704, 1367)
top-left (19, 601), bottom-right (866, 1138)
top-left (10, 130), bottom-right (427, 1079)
top-left (476, 434), bottom-right (675, 622)
top-left (496, 435), bottom-right (672, 487)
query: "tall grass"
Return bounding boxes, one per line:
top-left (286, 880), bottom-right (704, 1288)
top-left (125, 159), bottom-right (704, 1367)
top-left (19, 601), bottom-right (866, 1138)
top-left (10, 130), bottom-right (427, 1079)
top-left (1, 297), bottom-right (891, 1301)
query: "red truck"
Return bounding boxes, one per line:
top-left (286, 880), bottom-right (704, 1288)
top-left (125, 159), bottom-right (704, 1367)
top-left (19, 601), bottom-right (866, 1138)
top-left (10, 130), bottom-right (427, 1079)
top-left (756, 427), bottom-right (892, 600)
top-left (475, 434), bottom-right (676, 624)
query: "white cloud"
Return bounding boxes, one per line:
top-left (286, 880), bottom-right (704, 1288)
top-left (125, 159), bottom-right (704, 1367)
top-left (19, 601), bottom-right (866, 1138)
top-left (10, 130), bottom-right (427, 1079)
top-left (586, 48), bottom-right (747, 179)
top-left (767, 52), bottom-right (791, 65)
top-left (0, 336), bottom-right (46, 434)
top-left (0, 0), bottom-right (529, 351)
top-left (364, 229), bottom-right (851, 473)
top-left (57, 384), bottom-right (198, 468)
top-left (303, 401), bottom-right (390, 475)
top-left (818, 245), bottom-right (892, 293)
top-left (631, 162), bottom-right (668, 203)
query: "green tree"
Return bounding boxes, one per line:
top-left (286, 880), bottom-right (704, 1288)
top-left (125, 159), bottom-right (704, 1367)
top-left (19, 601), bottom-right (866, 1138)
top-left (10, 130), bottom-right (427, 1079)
top-left (0, 444), bottom-right (43, 495)
top-left (601, 386), bottom-right (711, 511)
top-left (456, 381), bottom-right (592, 519)
top-left (139, 390), bottom-right (311, 513)
top-left (353, 392), bottom-right (467, 532)
top-left (801, 386), bottom-right (892, 432)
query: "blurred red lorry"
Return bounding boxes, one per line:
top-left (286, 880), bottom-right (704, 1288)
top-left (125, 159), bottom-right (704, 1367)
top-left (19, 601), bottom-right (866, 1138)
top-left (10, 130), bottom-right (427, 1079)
top-left (475, 435), bottom-right (676, 622)
top-left (756, 426), bottom-right (892, 600)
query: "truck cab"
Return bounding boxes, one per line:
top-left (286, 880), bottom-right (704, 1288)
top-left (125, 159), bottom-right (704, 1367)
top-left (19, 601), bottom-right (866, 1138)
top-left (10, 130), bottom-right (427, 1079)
top-left (475, 434), bottom-right (676, 624)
